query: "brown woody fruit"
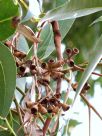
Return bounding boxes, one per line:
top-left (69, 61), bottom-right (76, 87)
top-left (72, 82), bottom-right (78, 91)
top-left (51, 71), bottom-right (64, 80)
top-left (81, 82), bottom-right (91, 94)
top-left (47, 105), bottom-right (53, 113)
top-left (13, 50), bottom-right (26, 59)
top-left (31, 105), bottom-right (38, 115)
top-left (72, 48), bottom-right (79, 55)
top-left (42, 72), bottom-right (50, 84)
top-left (66, 48), bottom-right (72, 57)
top-left (68, 59), bottom-right (74, 67)
top-left (38, 104), bottom-right (47, 114)
top-left (26, 101), bottom-right (34, 108)
top-left (59, 103), bottom-right (70, 111)
top-left (41, 62), bottom-right (48, 69)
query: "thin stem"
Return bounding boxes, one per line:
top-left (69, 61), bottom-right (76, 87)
top-left (51, 21), bottom-right (62, 94)
top-left (16, 86), bottom-right (26, 97)
top-left (0, 125), bottom-right (8, 131)
top-left (5, 118), bottom-right (17, 136)
top-left (81, 94), bottom-right (102, 120)
top-left (43, 118), bottom-right (51, 136)
top-left (88, 107), bottom-right (91, 136)
top-left (14, 97), bottom-right (27, 134)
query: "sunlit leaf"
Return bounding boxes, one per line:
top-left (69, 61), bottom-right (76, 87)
top-left (0, 43), bottom-right (16, 117)
top-left (22, 0), bottom-right (41, 22)
top-left (73, 34), bottom-right (102, 105)
top-left (41, 0), bottom-right (102, 22)
top-left (0, 0), bottom-right (19, 41)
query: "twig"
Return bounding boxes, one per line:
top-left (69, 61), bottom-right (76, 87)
top-left (43, 118), bottom-right (51, 136)
top-left (80, 94), bottom-right (102, 120)
top-left (14, 97), bottom-right (27, 134)
top-left (88, 107), bottom-right (91, 136)
top-left (51, 21), bottom-right (62, 94)
top-left (0, 125), bottom-right (8, 131)
top-left (16, 86), bottom-right (26, 97)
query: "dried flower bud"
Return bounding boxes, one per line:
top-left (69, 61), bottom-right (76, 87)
top-left (41, 63), bottom-right (48, 69)
top-left (30, 64), bottom-right (36, 70)
top-left (81, 82), bottom-right (91, 94)
top-left (52, 106), bottom-right (59, 114)
top-left (68, 59), bottom-right (74, 67)
top-left (31, 105), bottom-right (38, 115)
top-left (41, 97), bottom-right (49, 105)
top-left (47, 105), bottom-right (53, 113)
top-left (51, 71), bottom-right (64, 80)
top-left (66, 48), bottom-right (72, 57)
top-left (38, 104), bottom-right (47, 114)
top-left (26, 101), bottom-right (34, 108)
top-left (60, 103), bottom-right (70, 111)
top-left (19, 66), bottom-right (26, 73)
top-left (13, 50), bottom-right (26, 59)
top-left (72, 82), bottom-right (78, 91)
top-left (48, 59), bottom-right (55, 64)
top-left (72, 48), bottom-right (79, 55)
top-left (42, 72), bottom-right (50, 84)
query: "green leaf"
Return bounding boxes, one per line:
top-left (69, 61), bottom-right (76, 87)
top-left (73, 34), bottom-right (102, 106)
top-left (0, 43), bottom-right (16, 117)
top-left (0, 131), bottom-right (11, 136)
top-left (0, 0), bottom-right (19, 41)
top-left (37, 23), bottom-right (53, 58)
top-left (90, 16), bottom-right (102, 26)
top-left (41, 0), bottom-right (102, 22)
top-left (17, 34), bottom-right (29, 53)
top-left (0, 62), bottom-right (6, 117)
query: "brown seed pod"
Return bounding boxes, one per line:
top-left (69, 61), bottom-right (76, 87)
top-left (42, 72), bottom-right (51, 84)
top-left (26, 101), bottom-right (34, 108)
top-left (72, 48), bottom-right (79, 55)
top-left (66, 48), bottom-right (72, 57)
top-left (13, 49), bottom-right (26, 59)
top-left (59, 103), bottom-right (70, 111)
top-left (38, 104), bottom-right (47, 114)
top-left (52, 106), bottom-right (59, 114)
top-left (41, 62), bottom-right (48, 69)
top-left (68, 59), bottom-right (74, 67)
top-left (31, 105), bottom-right (38, 115)
top-left (81, 82), bottom-right (91, 94)
top-left (47, 105), bottom-right (53, 113)
top-left (51, 71), bottom-right (64, 80)
top-left (72, 82), bottom-right (78, 91)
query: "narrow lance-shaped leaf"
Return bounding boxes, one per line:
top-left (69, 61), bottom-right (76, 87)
top-left (41, 0), bottom-right (102, 22)
top-left (73, 34), bottom-right (102, 106)
top-left (0, 42), bottom-right (16, 117)
top-left (0, 62), bottom-right (6, 116)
